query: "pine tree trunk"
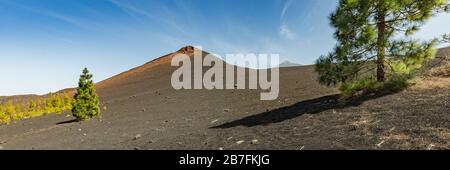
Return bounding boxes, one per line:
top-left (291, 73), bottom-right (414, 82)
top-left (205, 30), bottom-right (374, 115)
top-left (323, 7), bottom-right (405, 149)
top-left (376, 3), bottom-right (386, 82)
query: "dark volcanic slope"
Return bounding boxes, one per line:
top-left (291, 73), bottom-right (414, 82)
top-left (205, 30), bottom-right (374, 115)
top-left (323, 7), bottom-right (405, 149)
top-left (0, 46), bottom-right (448, 150)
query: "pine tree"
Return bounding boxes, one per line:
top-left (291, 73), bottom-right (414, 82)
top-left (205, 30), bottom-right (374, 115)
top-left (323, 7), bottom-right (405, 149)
top-left (5, 101), bottom-right (15, 116)
top-left (28, 100), bottom-right (37, 112)
top-left (0, 111), bottom-right (10, 125)
top-left (443, 33), bottom-right (450, 43)
top-left (72, 68), bottom-right (100, 121)
top-left (316, 0), bottom-right (448, 92)
top-left (63, 95), bottom-right (71, 110)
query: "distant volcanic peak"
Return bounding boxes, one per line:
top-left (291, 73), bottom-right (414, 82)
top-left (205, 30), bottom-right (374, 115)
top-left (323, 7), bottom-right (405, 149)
top-left (96, 46), bottom-right (218, 89)
top-left (279, 61), bottom-right (302, 67)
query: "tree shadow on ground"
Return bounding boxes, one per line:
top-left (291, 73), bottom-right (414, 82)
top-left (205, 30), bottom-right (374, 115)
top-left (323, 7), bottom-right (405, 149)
top-left (56, 119), bottom-right (78, 125)
top-left (211, 91), bottom-right (395, 129)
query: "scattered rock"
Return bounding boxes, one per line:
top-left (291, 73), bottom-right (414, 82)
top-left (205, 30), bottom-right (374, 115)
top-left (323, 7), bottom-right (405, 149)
top-left (219, 147), bottom-right (223, 150)
top-left (211, 119), bottom-right (219, 124)
top-left (236, 140), bottom-right (245, 145)
top-left (133, 134), bottom-right (142, 140)
top-left (78, 128), bottom-right (82, 131)
top-left (83, 133), bottom-right (87, 136)
top-left (141, 109), bottom-right (146, 112)
top-left (427, 144), bottom-right (435, 150)
top-left (299, 146), bottom-right (305, 150)
top-left (251, 139), bottom-right (258, 144)
top-left (148, 140), bottom-right (154, 144)
top-left (0, 140), bottom-right (6, 144)
top-left (224, 108), bottom-right (230, 112)
top-left (376, 140), bottom-right (385, 147)
top-left (0, 146), bottom-right (3, 150)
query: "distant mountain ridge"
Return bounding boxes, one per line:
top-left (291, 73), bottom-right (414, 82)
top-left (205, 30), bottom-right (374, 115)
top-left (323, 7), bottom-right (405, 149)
top-left (279, 61), bottom-right (302, 67)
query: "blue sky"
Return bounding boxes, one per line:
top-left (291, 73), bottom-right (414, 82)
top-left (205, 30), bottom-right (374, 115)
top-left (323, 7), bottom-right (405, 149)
top-left (0, 0), bottom-right (448, 96)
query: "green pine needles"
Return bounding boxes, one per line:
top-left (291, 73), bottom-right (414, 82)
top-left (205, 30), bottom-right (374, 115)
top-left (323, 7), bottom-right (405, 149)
top-left (443, 34), bottom-right (450, 43)
top-left (72, 68), bottom-right (100, 121)
top-left (316, 0), bottom-right (449, 96)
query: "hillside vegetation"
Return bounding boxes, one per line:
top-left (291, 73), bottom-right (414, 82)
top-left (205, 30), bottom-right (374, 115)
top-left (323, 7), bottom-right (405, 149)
top-left (0, 93), bottom-right (72, 125)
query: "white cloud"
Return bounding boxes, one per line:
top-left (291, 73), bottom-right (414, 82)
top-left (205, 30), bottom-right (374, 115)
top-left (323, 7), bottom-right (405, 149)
top-left (279, 24), bottom-right (295, 39)
top-left (281, 0), bottom-right (295, 20)
top-left (2, 1), bottom-right (95, 31)
top-left (108, 0), bottom-right (191, 38)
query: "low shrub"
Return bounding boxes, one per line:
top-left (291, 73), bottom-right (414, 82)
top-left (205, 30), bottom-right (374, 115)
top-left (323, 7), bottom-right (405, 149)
top-left (0, 111), bottom-right (10, 125)
top-left (0, 93), bottom-right (72, 124)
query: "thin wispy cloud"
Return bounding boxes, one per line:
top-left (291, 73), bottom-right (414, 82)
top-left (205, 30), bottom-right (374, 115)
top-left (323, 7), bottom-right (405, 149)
top-left (108, 0), bottom-right (191, 38)
top-left (279, 24), bottom-right (295, 39)
top-left (108, 0), bottom-right (158, 21)
top-left (279, 1), bottom-right (297, 44)
top-left (1, 1), bottom-right (94, 31)
top-left (280, 0), bottom-right (295, 20)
